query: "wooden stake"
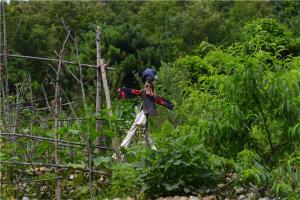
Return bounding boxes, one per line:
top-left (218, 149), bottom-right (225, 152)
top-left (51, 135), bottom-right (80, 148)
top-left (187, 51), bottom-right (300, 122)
top-left (0, 132), bottom-right (112, 150)
top-left (96, 26), bottom-right (103, 150)
top-left (87, 120), bottom-right (95, 200)
top-left (74, 37), bottom-right (87, 111)
top-left (28, 75), bottom-right (34, 134)
top-left (97, 27), bottom-right (121, 161)
top-left (54, 56), bottom-right (62, 200)
top-left (2, 1), bottom-right (8, 95)
top-left (41, 84), bottom-right (52, 114)
top-left (54, 31), bottom-right (70, 200)
top-left (58, 85), bottom-right (81, 133)
top-left (0, 53), bottom-right (115, 69)
top-left (1, 2), bottom-right (8, 132)
top-left (0, 2), bottom-right (3, 134)
top-left (0, 161), bottom-right (110, 176)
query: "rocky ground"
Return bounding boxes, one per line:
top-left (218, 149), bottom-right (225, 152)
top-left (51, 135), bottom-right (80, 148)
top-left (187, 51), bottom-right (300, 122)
top-left (156, 196), bottom-right (277, 200)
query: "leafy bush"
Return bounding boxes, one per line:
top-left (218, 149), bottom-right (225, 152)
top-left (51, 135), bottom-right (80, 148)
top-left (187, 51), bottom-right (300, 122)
top-left (242, 18), bottom-right (292, 54)
top-left (130, 127), bottom-right (225, 198)
top-left (101, 163), bottom-right (143, 199)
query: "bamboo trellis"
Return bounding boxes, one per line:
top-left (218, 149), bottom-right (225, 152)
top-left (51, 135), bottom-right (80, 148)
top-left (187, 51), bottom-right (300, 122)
top-left (0, 2), bottom-right (120, 199)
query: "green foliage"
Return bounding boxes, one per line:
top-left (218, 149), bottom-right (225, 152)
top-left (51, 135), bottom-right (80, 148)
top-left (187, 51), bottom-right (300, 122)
top-left (102, 23), bottom-right (162, 88)
top-left (242, 18), bottom-right (292, 54)
top-left (236, 150), bottom-right (269, 185)
top-left (271, 155), bottom-right (300, 199)
top-left (151, 18), bottom-right (300, 198)
top-left (125, 126), bottom-right (224, 198)
top-left (3, 2), bottom-right (300, 199)
top-left (102, 163), bottom-right (143, 199)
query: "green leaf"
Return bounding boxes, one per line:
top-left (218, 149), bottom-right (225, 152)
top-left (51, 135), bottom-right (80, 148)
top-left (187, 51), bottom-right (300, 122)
top-left (69, 129), bottom-right (80, 135)
top-left (183, 187), bottom-right (190, 193)
top-left (173, 160), bottom-right (182, 165)
top-left (93, 156), bottom-right (111, 167)
top-left (68, 163), bottom-right (85, 169)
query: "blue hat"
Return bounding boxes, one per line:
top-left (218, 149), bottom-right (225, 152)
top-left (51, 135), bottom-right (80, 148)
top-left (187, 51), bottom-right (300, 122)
top-left (142, 68), bottom-right (156, 81)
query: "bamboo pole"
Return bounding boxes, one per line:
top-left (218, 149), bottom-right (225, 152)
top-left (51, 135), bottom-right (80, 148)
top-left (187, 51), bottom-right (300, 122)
top-left (2, 1), bottom-right (8, 95)
top-left (61, 18), bottom-right (87, 111)
top-left (54, 31), bottom-right (70, 200)
top-left (0, 133), bottom-right (112, 149)
top-left (8, 101), bottom-right (74, 112)
top-left (74, 37), bottom-right (87, 111)
top-left (87, 120), bottom-right (95, 200)
top-left (63, 62), bottom-right (80, 82)
top-left (95, 26), bottom-right (104, 152)
top-left (54, 56), bottom-right (62, 200)
top-left (8, 96), bottom-right (55, 106)
top-left (58, 85), bottom-right (81, 132)
top-left (0, 161), bottom-right (110, 176)
top-left (41, 84), bottom-right (52, 114)
top-left (0, 2), bottom-right (3, 135)
top-left (1, 2), bottom-right (8, 132)
top-left (97, 25), bottom-right (121, 161)
top-left (100, 64), bottom-right (112, 113)
top-left (28, 75), bottom-right (34, 134)
top-left (2, 176), bottom-right (63, 184)
top-left (0, 53), bottom-right (114, 70)
top-left (12, 81), bottom-right (25, 133)
top-left (102, 63), bottom-right (121, 160)
top-left (23, 117), bottom-right (124, 123)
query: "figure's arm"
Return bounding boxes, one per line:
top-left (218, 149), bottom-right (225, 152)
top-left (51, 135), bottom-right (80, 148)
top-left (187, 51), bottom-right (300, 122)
top-left (117, 87), bottom-right (142, 99)
top-left (118, 87), bottom-right (173, 110)
top-left (154, 96), bottom-right (174, 110)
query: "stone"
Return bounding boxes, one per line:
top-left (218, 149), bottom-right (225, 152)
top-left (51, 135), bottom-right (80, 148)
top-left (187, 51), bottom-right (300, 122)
top-left (236, 186), bottom-right (244, 194)
top-left (247, 192), bottom-right (260, 199)
top-left (202, 195), bottom-right (216, 200)
top-left (188, 196), bottom-right (199, 200)
top-left (237, 195), bottom-right (247, 200)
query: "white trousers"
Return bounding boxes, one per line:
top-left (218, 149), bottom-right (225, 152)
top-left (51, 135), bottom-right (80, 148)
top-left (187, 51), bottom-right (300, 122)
top-left (120, 110), bottom-right (157, 150)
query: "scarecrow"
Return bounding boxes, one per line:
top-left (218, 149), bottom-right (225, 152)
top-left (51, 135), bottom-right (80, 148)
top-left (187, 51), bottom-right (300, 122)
top-left (117, 68), bottom-right (173, 150)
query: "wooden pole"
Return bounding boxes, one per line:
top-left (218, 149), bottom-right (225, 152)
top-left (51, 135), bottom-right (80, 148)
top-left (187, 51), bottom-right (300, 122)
top-left (28, 75), bottom-right (34, 134)
top-left (97, 27), bottom-right (121, 161)
top-left (61, 18), bottom-right (87, 111)
top-left (41, 84), bottom-right (52, 114)
top-left (0, 161), bottom-right (110, 176)
top-left (0, 53), bottom-right (115, 69)
top-left (101, 64), bottom-right (121, 161)
top-left (58, 85), bottom-right (81, 132)
top-left (2, 1), bottom-right (8, 95)
top-left (74, 37), bottom-right (87, 111)
top-left (1, 2), bottom-right (8, 132)
top-left (54, 31), bottom-right (70, 200)
top-left (54, 56), bottom-right (62, 200)
top-left (87, 120), bottom-right (95, 200)
top-left (0, 133), bottom-right (113, 150)
top-left (96, 26), bottom-right (107, 153)
top-left (0, 2), bottom-right (3, 134)
top-left (101, 64), bottom-right (112, 110)
top-left (95, 26), bottom-right (103, 150)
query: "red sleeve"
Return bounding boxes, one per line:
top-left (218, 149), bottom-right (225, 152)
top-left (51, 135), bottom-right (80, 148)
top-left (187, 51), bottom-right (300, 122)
top-left (131, 89), bottom-right (142, 95)
top-left (117, 88), bottom-right (142, 99)
top-left (154, 96), bottom-right (173, 110)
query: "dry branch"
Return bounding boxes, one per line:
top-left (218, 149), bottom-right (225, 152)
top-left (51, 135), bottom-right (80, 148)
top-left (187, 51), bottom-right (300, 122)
top-left (0, 133), bottom-right (112, 150)
top-left (0, 161), bottom-right (110, 176)
top-left (1, 176), bottom-right (63, 184)
top-left (54, 30), bottom-right (70, 200)
top-left (0, 53), bottom-right (114, 70)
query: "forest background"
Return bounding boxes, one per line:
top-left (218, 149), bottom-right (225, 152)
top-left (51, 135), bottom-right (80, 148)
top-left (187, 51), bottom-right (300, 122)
top-left (1, 1), bottom-right (300, 199)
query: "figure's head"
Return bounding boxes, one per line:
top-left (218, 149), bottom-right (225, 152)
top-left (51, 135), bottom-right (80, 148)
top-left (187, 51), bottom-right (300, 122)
top-left (142, 68), bottom-right (157, 82)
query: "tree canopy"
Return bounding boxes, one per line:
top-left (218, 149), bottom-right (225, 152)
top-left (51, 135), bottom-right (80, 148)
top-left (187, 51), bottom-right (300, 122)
top-left (1, 1), bottom-right (300, 199)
